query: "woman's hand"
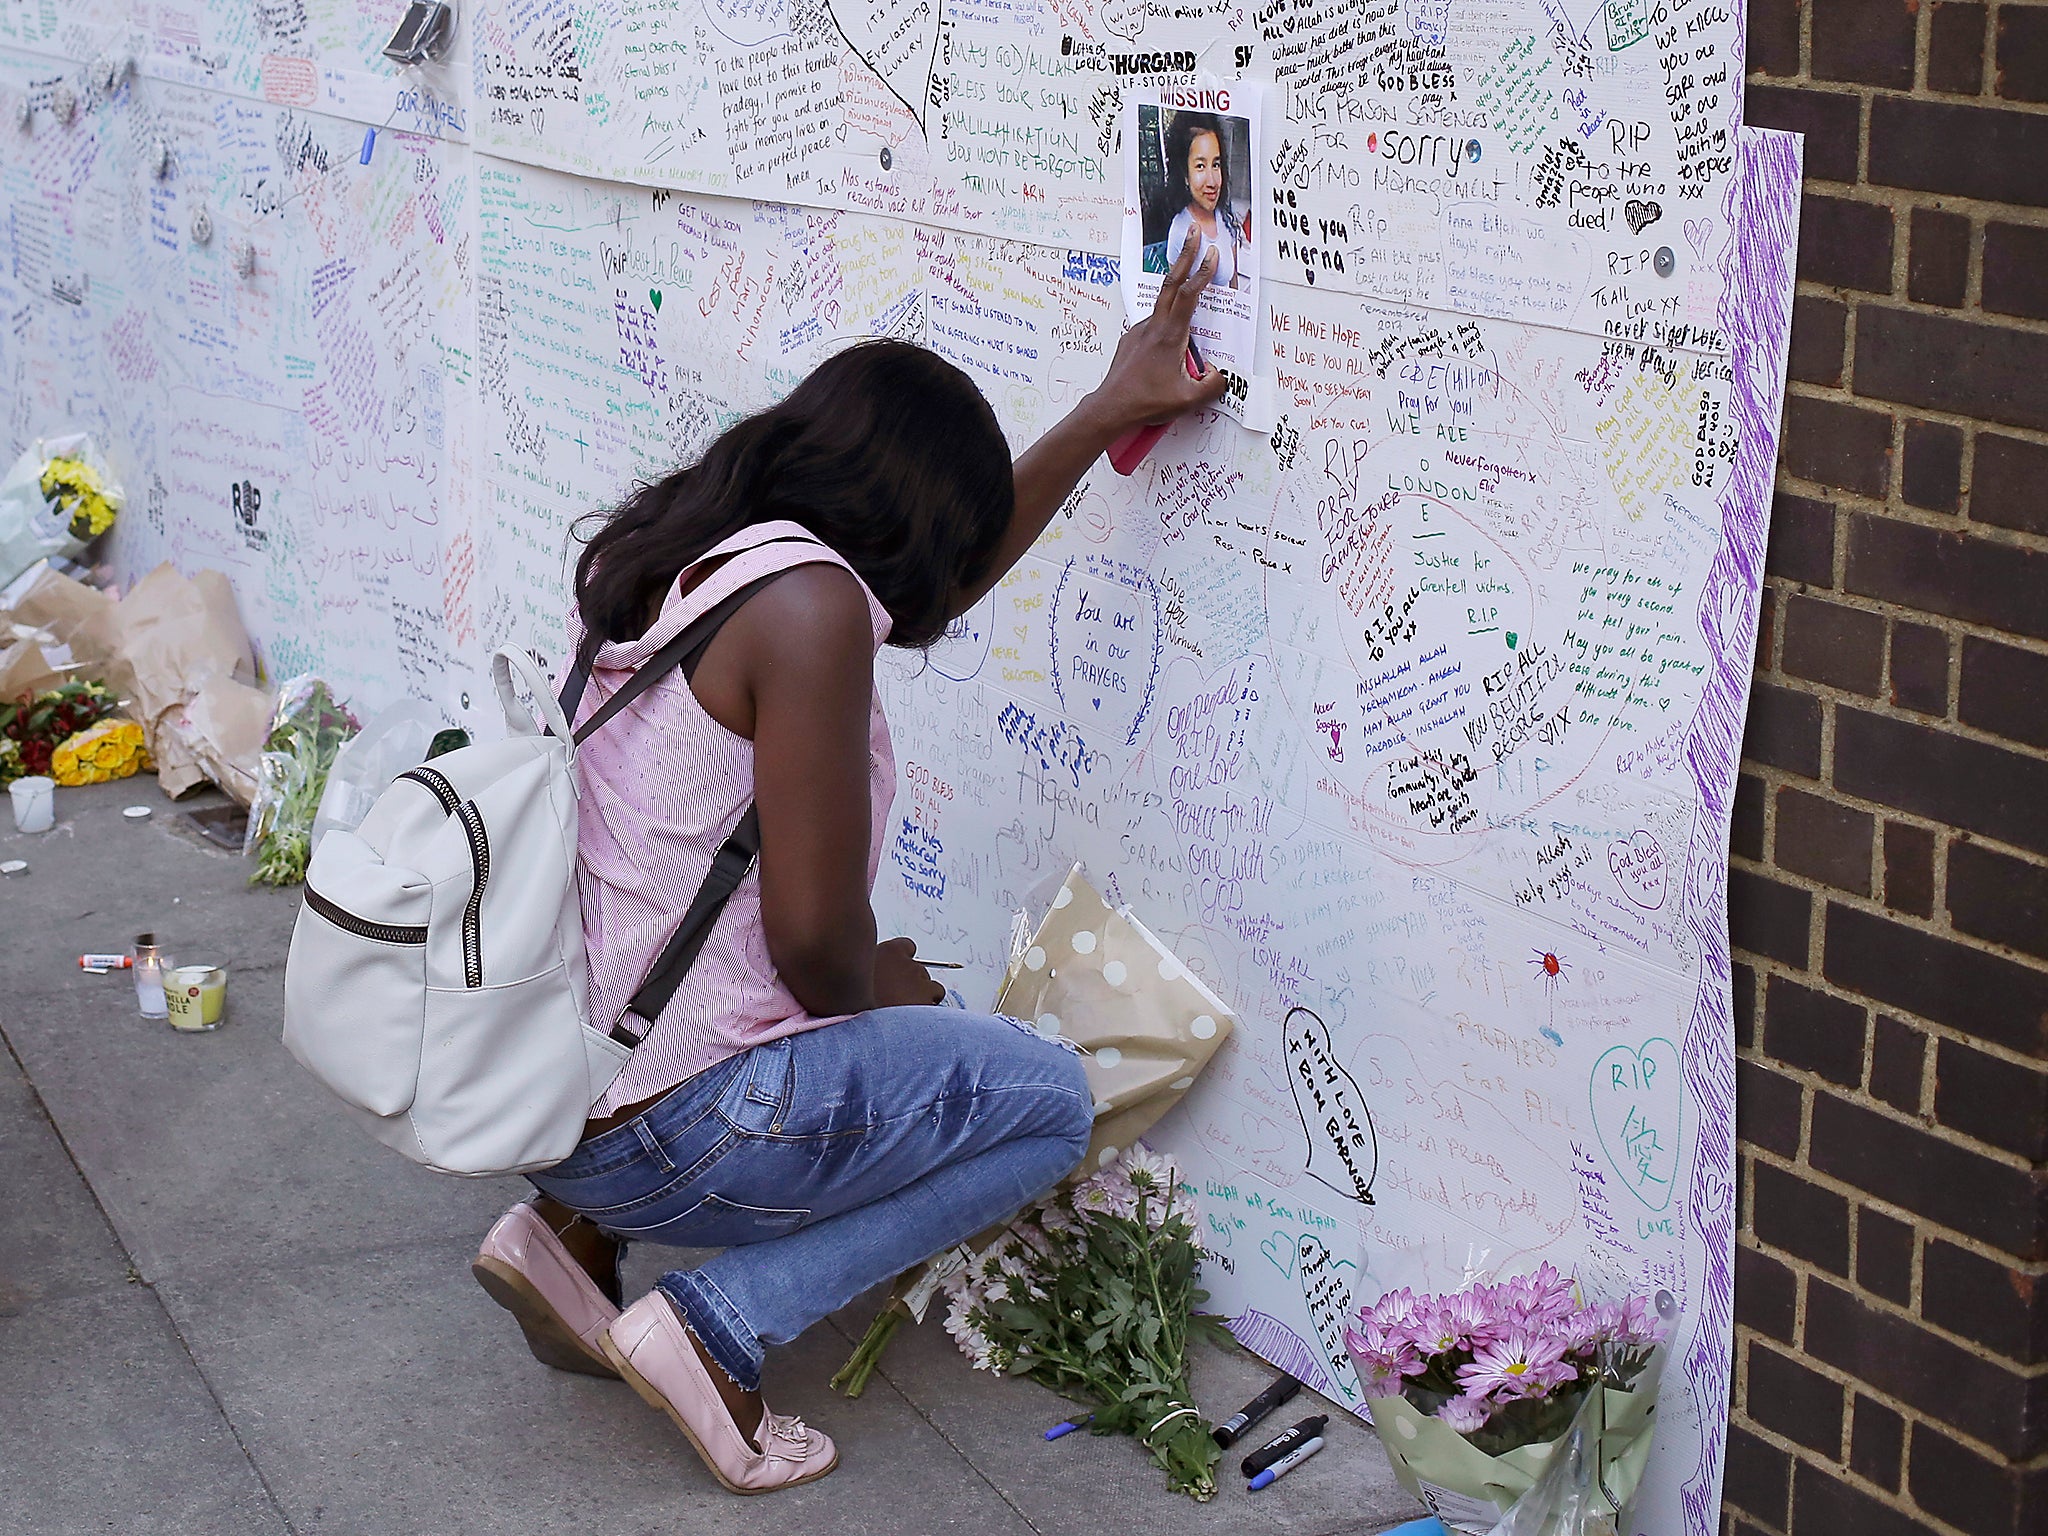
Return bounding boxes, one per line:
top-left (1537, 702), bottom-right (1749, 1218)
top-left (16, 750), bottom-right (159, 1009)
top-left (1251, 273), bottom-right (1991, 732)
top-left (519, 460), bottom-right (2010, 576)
top-left (1084, 235), bottom-right (1232, 433)
top-left (873, 937), bottom-right (945, 1007)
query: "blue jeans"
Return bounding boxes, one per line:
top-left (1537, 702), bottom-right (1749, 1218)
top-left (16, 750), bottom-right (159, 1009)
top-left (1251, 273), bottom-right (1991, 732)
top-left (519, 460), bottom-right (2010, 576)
top-left (529, 1008), bottom-right (1092, 1391)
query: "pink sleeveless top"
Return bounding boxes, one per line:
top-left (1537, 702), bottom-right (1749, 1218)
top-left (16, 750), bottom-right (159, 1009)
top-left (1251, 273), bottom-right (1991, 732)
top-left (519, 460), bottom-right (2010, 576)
top-left (567, 521), bottom-right (897, 1116)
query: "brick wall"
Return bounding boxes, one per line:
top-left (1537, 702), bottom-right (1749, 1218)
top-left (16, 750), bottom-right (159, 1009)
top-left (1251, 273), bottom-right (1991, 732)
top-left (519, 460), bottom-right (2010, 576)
top-left (1728, 2), bottom-right (2048, 1532)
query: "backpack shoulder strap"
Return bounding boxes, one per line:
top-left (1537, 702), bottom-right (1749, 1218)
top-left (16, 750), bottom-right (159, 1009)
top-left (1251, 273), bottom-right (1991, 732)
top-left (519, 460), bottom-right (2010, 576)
top-left (610, 804), bottom-right (761, 1046)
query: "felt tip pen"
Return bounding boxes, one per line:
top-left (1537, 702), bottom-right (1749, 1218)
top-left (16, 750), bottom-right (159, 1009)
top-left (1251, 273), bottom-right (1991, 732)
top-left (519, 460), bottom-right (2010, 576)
top-left (1212, 1372), bottom-right (1301, 1447)
top-left (1242, 1414), bottom-right (1329, 1476)
top-left (1105, 338), bottom-right (1210, 477)
top-left (1246, 1435), bottom-right (1324, 1490)
top-left (921, 960), bottom-right (966, 969)
top-left (79, 953), bottom-right (132, 970)
top-left (1044, 1414), bottom-right (1092, 1440)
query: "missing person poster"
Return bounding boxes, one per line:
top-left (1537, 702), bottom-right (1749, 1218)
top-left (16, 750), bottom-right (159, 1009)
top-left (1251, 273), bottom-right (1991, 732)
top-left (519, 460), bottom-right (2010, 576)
top-left (1122, 82), bottom-right (1264, 425)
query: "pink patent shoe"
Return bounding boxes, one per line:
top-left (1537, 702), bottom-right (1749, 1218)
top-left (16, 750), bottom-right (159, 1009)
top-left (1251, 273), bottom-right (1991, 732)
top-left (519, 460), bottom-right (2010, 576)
top-left (471, 1202), bottom-right (621, 1378)
top-left (601, 1291), bottom-right (839, 1494)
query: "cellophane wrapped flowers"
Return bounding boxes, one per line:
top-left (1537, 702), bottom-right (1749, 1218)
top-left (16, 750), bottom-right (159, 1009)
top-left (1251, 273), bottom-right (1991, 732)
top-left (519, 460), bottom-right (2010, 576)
top-left (1346, 1267), bottom-right (1671, 1533)
top-left (247, 678), bottom-right (358, 885)
top-left (38, 455), bottom-right (120, 541)
top-left (939, 1147), bottom-right (1227, 1500)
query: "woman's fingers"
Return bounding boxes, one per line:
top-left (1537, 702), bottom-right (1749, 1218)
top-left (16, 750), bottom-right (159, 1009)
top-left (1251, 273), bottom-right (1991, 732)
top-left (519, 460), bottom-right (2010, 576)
top-left (1150, 234), bottom-right (1204, 320)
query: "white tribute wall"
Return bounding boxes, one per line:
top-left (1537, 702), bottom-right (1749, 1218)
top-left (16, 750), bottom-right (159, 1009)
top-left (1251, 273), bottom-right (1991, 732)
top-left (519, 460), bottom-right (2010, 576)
top-left (0, 3), bottom-right (1800, 1528)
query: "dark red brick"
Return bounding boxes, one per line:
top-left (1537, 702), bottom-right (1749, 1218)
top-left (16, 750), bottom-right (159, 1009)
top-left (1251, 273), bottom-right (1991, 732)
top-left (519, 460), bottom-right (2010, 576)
top-left (1776, 785), bottom-right (1875, 894)
top-left (1849, 1394), bottom-right (1906, 1491)
top-left (1900, 418), bottom-right (1966, 512)
top-left (1746, 84), bottom-right (1863, 183)
top-left (1834, 707), bottom-right (2048, 860)
top-left (1881, 821), bottom-right (1936, 916)
top-left (1742, 681), bottom-right (1822, 777)
top-left (1959, 634), bottom-right (2048, 750)
top-left (1723, 1423), bottom-right (1791, 1526)
top-left (1811, 0), bottom-right (1916, 85)
top-left (1732, 772), bottom-right (1766, 860)
top-left (1911, 1422), bottom-right (2031, 1535)
top-left (1765, 490), bottom-right (1836, 584)
top-left (1846, 513), bottom-right (2048, 642)
top-left (1869, 95), bottom-right (2048, 207)
top-left (1738, 1059), bottom-right (1805, 1158)
top-left (1746, 1342), bottom-right (1846, 1455)
top-left (1888, 622), bottom-right (1950, 715)
top-left (1786, 294), bottom-right (1846, 387)
top-left (1922, 1238), bottom-right (2048, 1364)
top-left (1935, 1033), bottom-right (2048, 1161)
top-left (1983, 221), bottom-right (2048, 322)
top-left (1869, 1013), bottom-right (1928, 1110)
top-left (1855, 304), bottom-right (2048, 434)
top-left (1971, 432), bottom-right (2048, 538)
top-left (1806, 1276), bottom-right (2048, 1455)
top-left (1752, 1157), bottom-right (1852, 1273)
top-left (1755, 584), bottom-right (1777, 672)
top-left (1765, 973), bottom-right (1869, 1083)
top-left (1794, 1453), bottom-right (1933, 1536)
top-left (1855, 1205), bottom-right (1915, 1304)
top-left (1749, 0), bottom-right (1801, 75)
top-left (1734, 960), bottom-right (1758, 1049)
top-left (1736, 1243), bottom-right (1799, 1343)
top-left (1730, 867), bottom-right (1813, 967)
top-left (1780, 394), bottom-right (1895, 496)
top-left (1996, 5), bottom-right (2048, 102)
top-left (1797, 194), bottom-right (1896, 293)
top-left (1948, 840), bottom-right (2048, 966)
top-left (1907, 207), bottom-right (1972, 308)
top-left (1929, 1), bottom-right (1989, 92)
top-left (1826, 899), bottom-right (2048, 1058)
top-left (1811, 1088), bottom-right (2048, 1256)
top-left (1779, 595), bottom-right (1884, 697)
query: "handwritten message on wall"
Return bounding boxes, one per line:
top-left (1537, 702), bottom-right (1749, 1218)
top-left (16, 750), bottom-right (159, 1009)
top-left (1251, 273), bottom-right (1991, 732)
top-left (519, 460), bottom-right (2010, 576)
top-left (0, 4), bottom-right (1797, 1530)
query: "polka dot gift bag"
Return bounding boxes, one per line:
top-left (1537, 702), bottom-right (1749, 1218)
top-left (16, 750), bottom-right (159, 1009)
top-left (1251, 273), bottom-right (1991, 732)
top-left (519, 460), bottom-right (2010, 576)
top-left (993, 863), bottom-right (1237, 1176)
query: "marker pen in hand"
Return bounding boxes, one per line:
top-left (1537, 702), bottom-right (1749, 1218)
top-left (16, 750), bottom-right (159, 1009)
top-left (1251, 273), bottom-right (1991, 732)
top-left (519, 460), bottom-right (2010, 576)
top-left (1247, 1435), bottom-right (1325, 1491)
top-left (1106, 337), bottom-right (1207, 477)
top-left (1242, 1414), bottom-right (1328, 1477)
top-left (1212, 1372), bottom-right (1301, 1448)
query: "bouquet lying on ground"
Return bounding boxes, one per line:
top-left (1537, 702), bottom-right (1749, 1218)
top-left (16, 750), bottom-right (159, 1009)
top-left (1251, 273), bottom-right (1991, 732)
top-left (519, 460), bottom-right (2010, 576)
top-left (1347, 1265), bottom-right (1672, 1534)
top-left (246, 677), bottom-right (357, 886)
top-left (937, 1147), bottom-right (1227, 1500)
top-left (0, 679), bottom-right (121, 785)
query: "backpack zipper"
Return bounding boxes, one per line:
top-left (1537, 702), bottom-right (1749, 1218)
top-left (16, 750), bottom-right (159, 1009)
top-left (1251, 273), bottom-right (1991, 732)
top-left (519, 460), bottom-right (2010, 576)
top-left (399, 765), bottom-right (461, 815)
top-left (305, 886), bottom-right (428, 946)
top-left (455, 800), bottom-right (490, 987)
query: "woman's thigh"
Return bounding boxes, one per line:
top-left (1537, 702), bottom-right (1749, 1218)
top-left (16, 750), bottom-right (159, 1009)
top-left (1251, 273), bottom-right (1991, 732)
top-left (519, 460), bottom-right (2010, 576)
top-left (535, 1008), bottom-right (1089, 1249)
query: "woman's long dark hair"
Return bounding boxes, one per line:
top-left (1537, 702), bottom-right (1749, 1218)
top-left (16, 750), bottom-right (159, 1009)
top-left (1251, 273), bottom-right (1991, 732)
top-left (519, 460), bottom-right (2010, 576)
top-left (575, 340), bottom-right (1013, 649)
top-left (1165, 111), bottom-right (1231, 219)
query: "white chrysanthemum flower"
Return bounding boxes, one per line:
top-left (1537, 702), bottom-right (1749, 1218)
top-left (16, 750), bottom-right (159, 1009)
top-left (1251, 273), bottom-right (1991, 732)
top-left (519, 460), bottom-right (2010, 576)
top-left (1122, 1145), bottom-right (1178, 1193)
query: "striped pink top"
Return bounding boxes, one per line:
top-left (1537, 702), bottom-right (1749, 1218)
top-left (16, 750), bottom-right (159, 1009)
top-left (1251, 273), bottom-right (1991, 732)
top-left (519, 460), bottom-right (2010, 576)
top-left (567, 521), bottom-right (896, 1116)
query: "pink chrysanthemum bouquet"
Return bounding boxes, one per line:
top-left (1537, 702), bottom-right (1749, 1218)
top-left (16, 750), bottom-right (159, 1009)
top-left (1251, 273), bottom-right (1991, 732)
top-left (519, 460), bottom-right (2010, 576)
top-left (1346, 1266), bottom-right (1672, 1533)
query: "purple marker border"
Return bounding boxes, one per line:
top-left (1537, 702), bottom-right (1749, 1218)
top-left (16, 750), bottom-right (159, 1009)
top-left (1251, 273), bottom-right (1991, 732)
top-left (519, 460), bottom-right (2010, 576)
top-left (1675, 124), bottom-right (1805, 1536)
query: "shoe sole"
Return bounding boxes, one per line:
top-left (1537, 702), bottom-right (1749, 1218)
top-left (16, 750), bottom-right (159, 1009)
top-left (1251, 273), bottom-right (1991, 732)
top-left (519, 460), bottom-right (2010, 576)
top-left (599, 1329), bottom-right (840, 1495)
top-left (471, 1254), bottom-right (620, 1379)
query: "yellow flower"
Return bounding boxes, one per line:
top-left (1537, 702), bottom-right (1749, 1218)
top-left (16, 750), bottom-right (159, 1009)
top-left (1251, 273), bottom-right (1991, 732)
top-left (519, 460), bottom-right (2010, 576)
top-left (53, 719), bottom-right (145, 786)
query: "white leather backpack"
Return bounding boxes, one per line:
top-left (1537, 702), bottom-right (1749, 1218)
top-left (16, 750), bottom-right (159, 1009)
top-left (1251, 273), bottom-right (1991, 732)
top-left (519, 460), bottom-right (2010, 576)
top-left (281, 578), bottom-right (775, 1175)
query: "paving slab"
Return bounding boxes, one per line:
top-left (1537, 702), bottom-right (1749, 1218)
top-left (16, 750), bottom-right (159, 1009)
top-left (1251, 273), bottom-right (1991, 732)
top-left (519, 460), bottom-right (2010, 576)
top-left (0, 1284), bottom-right (288, 1536)
top-left (159, 1237), bottom-right (1031, 1536)
top-left (0, 1046), bottom-right (130, 1312)
top-left (825, 1289), bottom-right (1425, 1535)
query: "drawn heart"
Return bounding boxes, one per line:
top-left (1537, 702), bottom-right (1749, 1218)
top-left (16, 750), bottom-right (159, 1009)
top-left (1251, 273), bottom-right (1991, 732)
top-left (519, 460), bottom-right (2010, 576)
top-left (1506, 631), bottom-right (1518, 649)
top-left (1091, 697), bottom-right (1102, 709)
top-left (1284, 1007), bottom-right (1379, 1206)
top-left (649, 288), bottom-right (662, 312)
top-left (1589, 1038), bottom-right (1682, 1212)
top-left (1608, 830), bottom-right (1667, 909)
top-left (827, 0), bottom-right (941, 127)
top-left (1624, 198), bottom-right (1661, 235)
top-left (1684, 217), bottom-right (1713, 259)
top-left (1261, 1231), bottom-right (1297, 1278)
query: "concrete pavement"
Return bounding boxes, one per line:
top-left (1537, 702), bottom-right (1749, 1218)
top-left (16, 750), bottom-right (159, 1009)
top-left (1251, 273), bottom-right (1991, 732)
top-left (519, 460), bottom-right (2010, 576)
top-left (1, 779), bottom-right (1425, 1536)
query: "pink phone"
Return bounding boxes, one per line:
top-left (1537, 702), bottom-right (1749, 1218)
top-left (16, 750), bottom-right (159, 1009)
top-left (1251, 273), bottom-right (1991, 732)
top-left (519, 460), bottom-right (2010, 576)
top-left (1106, 341), bottom-right (1207, 476)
